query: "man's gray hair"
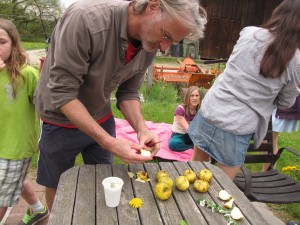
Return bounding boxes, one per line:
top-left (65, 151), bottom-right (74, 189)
top-left (131, 0), bottom-right (207, 40)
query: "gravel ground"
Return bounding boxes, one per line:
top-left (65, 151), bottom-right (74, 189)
top-left (27, 49), bottom-right (46, 68)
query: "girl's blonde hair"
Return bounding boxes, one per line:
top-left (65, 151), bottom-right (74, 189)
top-left (182, 86), bottom-right (201, 116)
top-left (0, 19), bottom-right (28, 97)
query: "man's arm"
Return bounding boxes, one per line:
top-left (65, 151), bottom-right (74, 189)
top-left (119, 99), bottom-right (160, 155)
top-left (60, 99), bottom-right (152, 163)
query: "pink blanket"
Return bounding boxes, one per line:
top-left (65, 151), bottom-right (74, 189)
top-left (115, 118), bottom-right (193, 162)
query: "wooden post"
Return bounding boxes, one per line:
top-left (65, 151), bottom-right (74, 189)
top-left (146, 62), bottom-right (153, 91)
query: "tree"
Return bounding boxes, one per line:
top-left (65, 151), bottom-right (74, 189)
top-left (0, 0), bottom-right (62, 41)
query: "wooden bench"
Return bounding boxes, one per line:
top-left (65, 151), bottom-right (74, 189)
top-left (233, 120), bottom-right (300, 203)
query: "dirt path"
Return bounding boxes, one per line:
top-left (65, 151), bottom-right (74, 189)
top-left (27, 49), bottom-right (46, 68)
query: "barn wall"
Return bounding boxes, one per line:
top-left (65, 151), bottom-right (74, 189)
top-left (199, 0), bottom-right (283, 59)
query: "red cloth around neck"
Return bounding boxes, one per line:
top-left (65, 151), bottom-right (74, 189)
top-left (125, 40), bottom-right (141, 64)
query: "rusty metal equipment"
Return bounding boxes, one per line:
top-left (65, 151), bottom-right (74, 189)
top-left (152, 57), bottom-right (220, 89)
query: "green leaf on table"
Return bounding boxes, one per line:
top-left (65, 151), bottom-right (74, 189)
top-left (128, 172), bottom-right (136, 178)
top-left (197, 197), bottom-right (238, 225)
top-left (179, 219), bottom-right (189, 225)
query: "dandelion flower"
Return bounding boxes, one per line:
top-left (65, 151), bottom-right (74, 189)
top-left (290, 166), bottom-right (297, 171)
top-left (129, 198), bottom-right (143, 208)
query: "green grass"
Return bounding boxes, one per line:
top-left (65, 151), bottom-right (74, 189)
top-left (267, 127), bottom-right (300, 221)
top-left (22, 42), bottom-right (46, 50)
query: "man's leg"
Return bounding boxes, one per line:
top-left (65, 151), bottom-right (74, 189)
top-left (45, 187), bottom-right (56, 212)
top-left (37, 123), bottom-right (82, 212)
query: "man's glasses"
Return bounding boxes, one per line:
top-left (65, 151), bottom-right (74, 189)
top-left (161, 13), bottom-right (179, 44)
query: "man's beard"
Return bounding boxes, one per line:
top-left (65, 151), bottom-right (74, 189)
top-left (140, 16), bottom-right (160, 52)
top-left (141, 40), bottom-right (159, 52)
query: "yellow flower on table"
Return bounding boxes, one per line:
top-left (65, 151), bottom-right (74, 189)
top-left (129, 198), bottom-right (143, 208)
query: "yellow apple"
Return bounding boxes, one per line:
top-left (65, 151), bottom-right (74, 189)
top-left (154, 182), bottom-right (172, 200)
top-left (156, 170), bottom-right (170, 181)
top-left (199, 169), bottom-right (213, 183)
top-left (183, 169), bottom-right (197, 183)
top-left (193, 179), bottom-right (209, 193)
top-left (175, 176), bottom-right (190, 191)
top-left (158, 177), bottom-right (174, 187)
top-left (136, 171), bottom-right (149, 181)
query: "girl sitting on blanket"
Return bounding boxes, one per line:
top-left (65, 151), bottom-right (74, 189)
top-left (168, 86), bottom-right (201, 152)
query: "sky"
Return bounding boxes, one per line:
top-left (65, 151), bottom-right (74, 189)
top-left (60, 0), bottom-right (78, 8)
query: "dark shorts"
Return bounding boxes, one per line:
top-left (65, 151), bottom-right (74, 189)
top-left (37, 116), bottom-right (115, 188)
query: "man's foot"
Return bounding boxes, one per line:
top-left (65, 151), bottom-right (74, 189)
top-left (18, 206), bottom-right (49, 225)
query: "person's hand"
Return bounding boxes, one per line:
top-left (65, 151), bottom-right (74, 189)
top-left (137, 129), bottom-right (160, 156)
top-left (102, 137), bottom-right (153, 164)
top-left (0, 58), bottom-right (6, 70)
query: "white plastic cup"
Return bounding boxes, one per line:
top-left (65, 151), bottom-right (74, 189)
top-left (102, 177), bottom-right (124, 207)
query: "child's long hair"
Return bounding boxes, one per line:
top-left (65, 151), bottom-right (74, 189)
top-left (0, 19), bottom-right (28, 97)
top-left (182, 86), bottom-right (201, 116)
top-left (260, 0), bottom-right (300, 78)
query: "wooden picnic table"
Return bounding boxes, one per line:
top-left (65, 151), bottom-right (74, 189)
top-left (47, 161), bottom-right (269, 225)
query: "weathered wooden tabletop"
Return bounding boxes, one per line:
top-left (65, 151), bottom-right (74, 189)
top-left (48, 161), bottom-right (269, 225)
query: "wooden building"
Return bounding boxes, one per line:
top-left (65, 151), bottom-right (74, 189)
top-left (199, 0), bottom-right (283, 59)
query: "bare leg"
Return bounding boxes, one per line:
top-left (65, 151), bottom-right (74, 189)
top-left (263, 131), bottom-right (280, 171)
top-left (45, 187), bottom-right (56, 212)
top-left (216, 162), bottom-right (241, 180)
top-left (272, 131), bottom-right (280, 155)
top-left (0, 207), bottom-right (8, 221)
top-left (192, 146), bottom-right (210, 161)
top-left (21, 181), bottom-right (39, 205)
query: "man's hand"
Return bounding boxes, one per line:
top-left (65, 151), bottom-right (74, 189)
top-left (119, 100), bottom-right (161, 157)
top-left (101, 136), bottom-right (153, 163)
top-left (0, 58), bottom-right (6, 70)
top-left (137, 129), bottom-right (160, 156)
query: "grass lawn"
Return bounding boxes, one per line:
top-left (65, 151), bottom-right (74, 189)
top-left (22, 42), bottom-right (46, 50)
